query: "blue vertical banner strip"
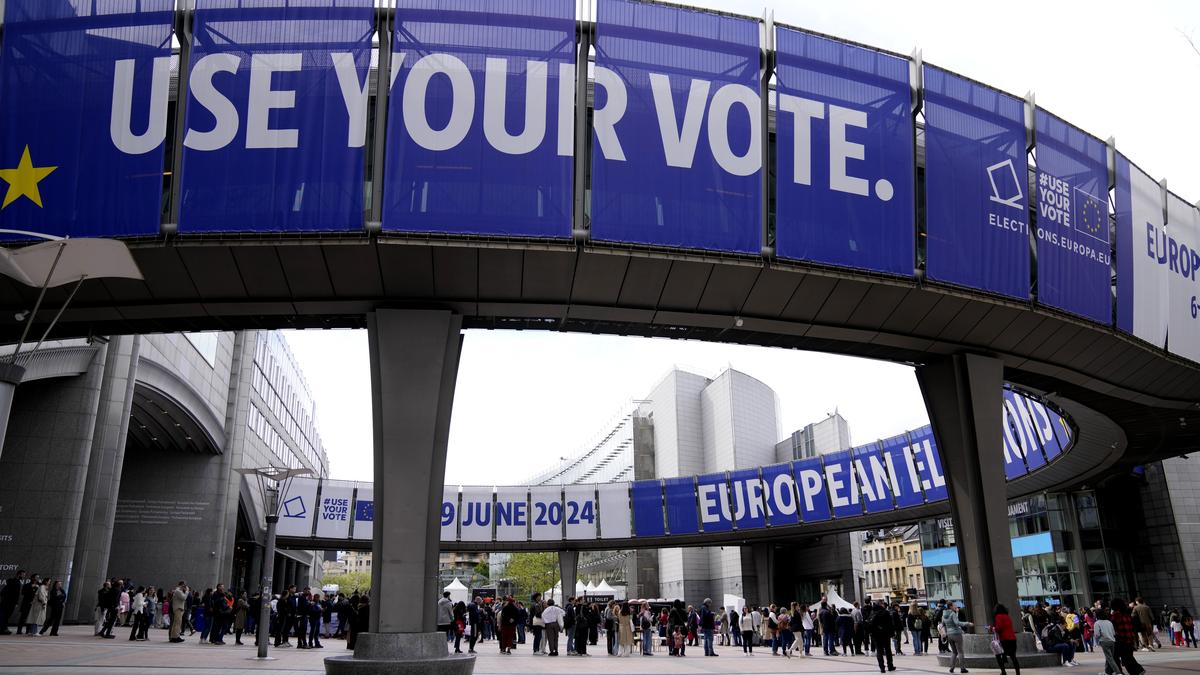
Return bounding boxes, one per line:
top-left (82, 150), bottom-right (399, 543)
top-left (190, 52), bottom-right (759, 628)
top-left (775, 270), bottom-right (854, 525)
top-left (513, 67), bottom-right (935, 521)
top-left (880, 430), bottom-right (924, 508)
top-left (589, 0), bottom-right (762, 253)
top-left (791, 456), bottom-right (831, 523)
top-left (695, 472), bottom-right (733, 533)
top-left (909, 428), bottom-right (948, 502)
top-left (178, 0), bottom-right (374, 233)
top-left (663, 476), bottom-right (700, 535)
top-left (1114, 154), bottom-right (1168, 346)
top-left (852, 443), bottom-right (895, 514)
top-left (774, 27), bottom-right (914, 275)
top-left (383, 0), bottom-right (576, 237)
top-left (923, 66), bottom-right (1030, 299)
top-left (1034, 111), bottom-right (1112, 323)
top-left (630, 479), bottom-right (665, 537)
top-left (1004, 389), bottom-right (1047, 472)
top-left (1000, 400), bottom-right (1031, 481)
top-left (729, 467), bottom-right (767, 531)
top-left (761, 462), bottom-right (801, 527)
top-left (0, 0), bottom-right (174, 237)
top-left (822, 449), bottom-right (862, 518)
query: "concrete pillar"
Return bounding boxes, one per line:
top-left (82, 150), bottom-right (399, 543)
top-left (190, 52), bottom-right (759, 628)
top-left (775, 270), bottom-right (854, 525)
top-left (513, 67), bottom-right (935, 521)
top-left (326, 309), bottom-right (472, 675)
top-left (559, 551), bottom-right (577, 603)
top-left (752, 542), bottom-right (773, 607)
top-left (274, 553), bottom-right (285, 595)
top-left (915, 353), bottom-right (1019, 627)
top-left (0, 362), bottom-right (25, 461)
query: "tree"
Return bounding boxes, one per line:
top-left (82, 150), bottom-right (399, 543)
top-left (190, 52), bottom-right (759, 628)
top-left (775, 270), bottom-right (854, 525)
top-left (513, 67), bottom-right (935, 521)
top-left (499, 552), bottom-right (558, 599)
top-left (473, 561), bottom-right (490, 582)
top-left (319, 570), bottom-right (372, 594)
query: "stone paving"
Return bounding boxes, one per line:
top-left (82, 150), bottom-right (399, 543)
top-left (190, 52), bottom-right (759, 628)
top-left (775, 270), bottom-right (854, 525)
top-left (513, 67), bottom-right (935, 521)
top-left (1, 626), bottom-right (1199, 674)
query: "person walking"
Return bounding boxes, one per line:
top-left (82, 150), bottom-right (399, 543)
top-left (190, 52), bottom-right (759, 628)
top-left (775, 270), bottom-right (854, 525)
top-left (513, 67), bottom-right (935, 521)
top-left (1094, 609), bottom-right (1120, 675)
top-left (1132, 598), bottom-right (1156, 651)
top-left (1182, 608), bottom-right (1196, 648)
top-left (940, 600), bottom-right (970, 673)
top-left (639, 603), bottom-right (654, 656)
top-left (466, 596), bottom-right (481, 654)
top-left (0, 570), bottom-right (24, 635)
top-left (17, 573), bottom-right (39, 635)
top-left (700, 598), bottom-right (718, 656)
top-left (40, 580), bottom-right (66, 637)
top-left (993, 603), bottom-right (1021, 675)
top-left (572, 598), bottom-right (591, 656)
top-left (234, 592), bottom-right (249, 645)
top-left (498, 596), bottom-right (518, 654)
top-left (25, 578), bottom-right (47, 636)
top-left (869, 600), bottom-right (896, 673)
top-left (1110, 599), bottom-right (1145, 675)
top-left (528, 593), bottom-right (544, 655)
top-left (619, 603), bottom-right (635, 656)
top-left (308, 592), bottom-right (324, 649)
top-left (541, 599), bottom-right (564, 656)
top-left (437, 591), bottom-right (454, 643)
top-left (97, 580), bottom-right (118, 638)
top-left (128, 586), bottom-right (146, 641)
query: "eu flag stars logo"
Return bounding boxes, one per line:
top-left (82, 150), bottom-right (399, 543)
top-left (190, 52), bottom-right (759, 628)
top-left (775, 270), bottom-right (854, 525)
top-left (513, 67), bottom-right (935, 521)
top-left (0, 146), bottom-right (57, 208)
top-left (1075, 188), bottom-right (1107, 243)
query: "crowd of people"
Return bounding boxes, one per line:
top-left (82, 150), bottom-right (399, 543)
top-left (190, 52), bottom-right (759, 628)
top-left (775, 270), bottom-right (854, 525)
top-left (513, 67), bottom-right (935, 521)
top-left (434, 590), bottom-right (1193, 675)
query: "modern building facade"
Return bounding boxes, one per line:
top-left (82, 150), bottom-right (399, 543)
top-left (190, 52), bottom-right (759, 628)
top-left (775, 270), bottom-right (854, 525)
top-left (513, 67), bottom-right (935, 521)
top-left (0, 330), bottom-right (329, 622)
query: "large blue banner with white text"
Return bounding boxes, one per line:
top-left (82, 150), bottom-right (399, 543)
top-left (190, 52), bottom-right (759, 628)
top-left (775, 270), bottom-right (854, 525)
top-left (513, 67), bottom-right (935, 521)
top-left (0, 0), bottom-right (174, 238)
top-left (179, 0), bottom-right (374, 233)
top-left (1034, 111), bottom-right (1111, 323)
top-left (383, 0), bottom-right (575, 237)
top-left (590, 0), bottom-right (762, 253)
top-left (774, 28), bottom-right (914, 275)
top-left (1165, 193), bottom-right (1200, 362)
top-left (1114, 154), bottom-right (1168, 347)
top-left (923, 66), bottom-right (1029, 299)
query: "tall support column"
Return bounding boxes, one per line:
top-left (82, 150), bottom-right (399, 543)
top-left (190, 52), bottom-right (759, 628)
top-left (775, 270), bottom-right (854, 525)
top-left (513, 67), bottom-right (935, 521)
top-left (326, 309), bottom-right (472, 675)
top-left (0, 362), bottom-right (24, 461)
top-left (752, 543), bottom-right (773, 607)
top-left (559, 551), bottom-right (577, 603)
top-left (915, 353), bottom-right (1019, 627)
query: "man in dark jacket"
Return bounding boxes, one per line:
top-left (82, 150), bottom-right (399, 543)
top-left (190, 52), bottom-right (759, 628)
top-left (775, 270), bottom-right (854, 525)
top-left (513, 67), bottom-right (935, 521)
top-left (294, 590), bottom-right (310, 649)
top-left (869, 601), bottom-right (896, 673)
top-left (819, 601), bottom-right (837, 655)
top-left (499, 596), bottom-right (519, 654)
top-left (700, 598), bottom-right (717, 656)
top-left (466, 596), bottom-right (481, 654)
top-left (573, 599), bottom-right (591, 655)
top-left (97, 580), bottom-right (118, 638)
top-left (0, 570), bottom-right (23, 635)
top-left (17, 573), bottom-right (39, 635)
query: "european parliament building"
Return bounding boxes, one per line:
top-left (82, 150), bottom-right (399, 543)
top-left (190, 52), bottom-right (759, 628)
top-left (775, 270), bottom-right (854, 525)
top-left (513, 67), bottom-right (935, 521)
top-left (0, 330), bottom-right (329, 623)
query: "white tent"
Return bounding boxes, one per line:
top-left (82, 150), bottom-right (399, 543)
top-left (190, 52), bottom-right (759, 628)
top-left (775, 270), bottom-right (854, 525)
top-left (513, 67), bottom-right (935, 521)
top-left (823, 587), bottom-right (856, 611)
top-left (723, 593), bottom-right (745, 614)
top-left (444, 578), bottom-right (469, 605)
top-left (595, 580), bottom-right (619, 598)
top-left (584, 581), bottom-right (597, 593)
top-left (575, 580), bottom-right (587, 594)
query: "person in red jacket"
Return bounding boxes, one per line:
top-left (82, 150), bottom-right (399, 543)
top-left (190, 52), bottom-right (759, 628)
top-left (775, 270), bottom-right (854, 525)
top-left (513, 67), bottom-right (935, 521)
top-left (992, 604), bottom-right (1020, 675)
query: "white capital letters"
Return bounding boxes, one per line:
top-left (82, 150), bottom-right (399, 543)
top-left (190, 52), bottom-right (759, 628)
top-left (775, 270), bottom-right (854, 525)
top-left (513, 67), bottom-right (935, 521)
top-left (779, 94), bottom-right (824, 185)
top-left (558, 62), bottom-right (575, 157)
top-left (403, 53), bottom-right (475, 152)
top-left (111, 57), bottom-right (171, 155)
top-left (246, 53), bottom-right (301, 149)
top-left (484, 58), bottom-right (547, 155)
top-left (184, 53), bottom-right (241, 151)
top-left (829, 104), bottom-right (869, 196)
top-left (650, 74), bottom-right (709, 169)
top-left (707, 83), bottom-right (760, 176)
top-left (592, 66), bottom-right (627, 161)
top-left (332, 52), bottom-right (369, 148)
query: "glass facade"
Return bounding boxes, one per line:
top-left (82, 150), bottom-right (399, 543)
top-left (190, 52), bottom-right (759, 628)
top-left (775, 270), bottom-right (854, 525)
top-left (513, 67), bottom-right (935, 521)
top-left (920, 491), bottom-right (1131, 610)
top-left (248, 332), bottom-right (329, 476)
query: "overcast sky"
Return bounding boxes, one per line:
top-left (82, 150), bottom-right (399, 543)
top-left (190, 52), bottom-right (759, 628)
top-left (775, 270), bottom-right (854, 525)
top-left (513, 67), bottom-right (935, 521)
top-left (284, 0), bottom-right (1200, 485)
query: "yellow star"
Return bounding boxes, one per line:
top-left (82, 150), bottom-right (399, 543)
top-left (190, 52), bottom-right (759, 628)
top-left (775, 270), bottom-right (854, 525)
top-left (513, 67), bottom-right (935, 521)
top-left (0, 146), bottom-right (56, 209)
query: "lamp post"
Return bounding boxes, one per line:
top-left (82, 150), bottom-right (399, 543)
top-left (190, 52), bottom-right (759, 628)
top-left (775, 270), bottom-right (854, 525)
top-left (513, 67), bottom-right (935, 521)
top-left (237, 466), bottom-right (312, 660)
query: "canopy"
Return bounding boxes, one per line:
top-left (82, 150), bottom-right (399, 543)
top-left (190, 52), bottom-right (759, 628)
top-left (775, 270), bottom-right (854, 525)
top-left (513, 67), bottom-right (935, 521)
top-left (584, 581), bottom-right (597, 592)
top-left (723, 593), bottom-right (745, 613)
top-left (823, 587), bottom-right (856, 611)
top-left (0, 238), bottom-right (142, 288)
top-left (595, 580), bottom-right (616, 593)
top-left (443, 578), bottom-right (469, 604)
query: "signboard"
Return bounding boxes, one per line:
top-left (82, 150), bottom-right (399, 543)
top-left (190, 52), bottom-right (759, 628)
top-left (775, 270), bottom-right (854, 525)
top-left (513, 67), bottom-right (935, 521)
top-left (275, 389), bottom-right (1067, 546)
top-left (315, 483), bottom-right (353, 539)
top-left (0, 0), bottom-right (174, 237)
top-left (383, 0), bottom-right (575, 237)
top-left (1115, 154), bottom-right (1168, 347)
top-left (564, 485), bottom-right (598, 540)
top-left (597, 482), bottom-right (632, 539)
top-left (494, 487), bottom-right (529, 542)
top-left (352, 486), bottom-right (373, 540)
top-left (458, 486), bottom-right (493, 542)
top-left (923, 66), bottom-right (1029, 299)
top-left (774, 27), bottom-right (914, 275)
top-left (1166, 193), bottom-right (1200, 362)
top-left (589, 0), bottom-right (762, 253)
top-left (529, 486), bottom-right (563, 541)
top-left (276, 479), bottom-right (319, 537)
top-left (179, 0), bottom-right (375, 233)
top-left (1034, 111), bottom-right (1111, 323)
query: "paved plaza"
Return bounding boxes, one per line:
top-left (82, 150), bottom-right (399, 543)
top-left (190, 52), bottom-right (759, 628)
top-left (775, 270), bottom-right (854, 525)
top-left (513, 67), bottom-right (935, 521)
top-left (1, 626), bottom-right (1199, 675)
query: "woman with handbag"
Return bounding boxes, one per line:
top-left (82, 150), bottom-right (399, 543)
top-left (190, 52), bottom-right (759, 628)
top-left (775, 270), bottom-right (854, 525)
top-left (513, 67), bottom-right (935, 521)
top-left (941, 601), bottom-right (971, 673)
top-left (993, 604), bottom-right (1021, 675)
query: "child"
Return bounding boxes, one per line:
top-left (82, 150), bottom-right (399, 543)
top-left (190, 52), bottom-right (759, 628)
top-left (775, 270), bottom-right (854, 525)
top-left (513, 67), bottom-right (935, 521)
top-left (673, 627), bottom-right (686, 656)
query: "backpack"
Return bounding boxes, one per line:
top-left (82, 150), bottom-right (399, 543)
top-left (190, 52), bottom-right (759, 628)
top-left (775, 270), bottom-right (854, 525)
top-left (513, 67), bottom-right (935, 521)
top-left (914, 617), bottom-right (923, 630)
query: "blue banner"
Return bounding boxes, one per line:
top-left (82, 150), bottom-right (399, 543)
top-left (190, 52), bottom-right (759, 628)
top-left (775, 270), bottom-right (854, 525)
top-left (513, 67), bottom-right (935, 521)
top-left (852, 443), bottom-right (895, 514)
top-left (178, 0), bottom-right (374, 233)
top-left (0, 0), bottom-right (174, 238)
top-left (1114, 154), bottom-right (1168, 347)
top-left (1034, 111), bottom-right (1111, 322)
top-left (663, 476), bottom-right (700, 535)
top-left (879, 431), bottom-right (924, 508)
top-left (630, 479), bottom-right (664, 537)
top-left (696, 472), bottom-right (732, 533)
top-left (792, 456), bottom-right (831, 523)
top-left (909, 427), bottom-right (947, 502)
top-left (923, 66), bottom-right (1029, 298)
top-left (822, 449), bottom-right (863, 518)
top-left (729, 468), bottom-right (767, 530)
top-left (383, 0), bottom-right (575, 237)
top-left (589, 0), bottom-right (761, 253)
top-left (761, 462), bottom-right (800, 527)
top-left (774, 28), bottom-right (914, 275)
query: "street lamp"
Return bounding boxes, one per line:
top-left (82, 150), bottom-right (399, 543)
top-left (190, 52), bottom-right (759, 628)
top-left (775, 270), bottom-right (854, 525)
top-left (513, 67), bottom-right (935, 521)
top-left (237, 466), bottom-right (312, 660)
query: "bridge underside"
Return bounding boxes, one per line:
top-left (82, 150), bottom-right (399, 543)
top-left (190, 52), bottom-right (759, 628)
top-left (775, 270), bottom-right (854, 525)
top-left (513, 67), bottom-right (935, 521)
top-left (0, 237), bottom-right (1192, 471)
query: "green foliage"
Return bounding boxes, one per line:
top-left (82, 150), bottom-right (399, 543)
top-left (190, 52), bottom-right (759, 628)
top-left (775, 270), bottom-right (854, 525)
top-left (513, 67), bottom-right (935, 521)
top-left (319, 570), bottom-right (372, 594)
top-left (474, 561), bottom-right (490, 580)
top-left (498, 552), bottom-right (558, 598)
